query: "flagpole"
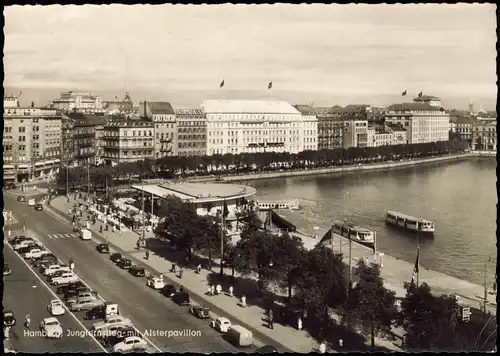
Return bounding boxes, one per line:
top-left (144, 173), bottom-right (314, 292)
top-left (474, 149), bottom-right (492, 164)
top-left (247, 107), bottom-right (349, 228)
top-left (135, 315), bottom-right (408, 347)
top-left (416, 234), bottom-right (420, 286)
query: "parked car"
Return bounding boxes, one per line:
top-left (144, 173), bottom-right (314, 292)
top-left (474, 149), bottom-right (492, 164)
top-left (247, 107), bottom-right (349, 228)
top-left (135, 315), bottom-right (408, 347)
top-left (66, 291), bottom-right (97, 305)
top-left (24, 248), bottom-right (49, 259)
top-left (48, 300), bottom-right (66, 316)
top-left (31, 253), bottom-right (57, 265)
top-left (13, 241), bottom-right (38, 251)
top-left (40, 317), bottom-right (63, 338)
top-left (57, 281), bottom-right (85, 294)
top-left (34, 203), bottom-right (44, 211)
top-left (37, 260), bottom-right (58, 271)
top-left (4, 263), bottom-right (12, 276)
top-left (112, 336), bottom-right (148, 352)
top-left (63, 287), bottom-right (91, 300)
top-left (17, 245), bottom-right (42, 254)
top-left (129, 265), bottom-right (146, 277)
top-left (160, 284), bottom-right (177, 297)
top-left (10, 235), bottom-right (28, 245)
top-left (211, 317), bottom-right (231, 333)
top-left (3, 310), bottom-right (16, 327)
top-left (117, 258), bottom-right (132, 269)
top-left (92, 316), bottom-right (133, 333)
top-left (189, 305), bottom-right (211, 319)
top-left (44, 265), bottom-right (70, 277)
top-left (17, 195), bottom-right (26, 202)
top-left (102, 327), bottom-right (139, 347)
top-left (172, 291), bottom-right (190, 306)
top-left (84, 303), bottom-right (119, 321)
top-left (70, 298), bottom-right (104, 312)
top-left (96, 243), bottom-right (110, 253)
top-left (110, 253), bottom-right (122, 263)
top-left (50, 272), bottom-right (79, 286)
top-left (146, 275), bottom-right (165, 289)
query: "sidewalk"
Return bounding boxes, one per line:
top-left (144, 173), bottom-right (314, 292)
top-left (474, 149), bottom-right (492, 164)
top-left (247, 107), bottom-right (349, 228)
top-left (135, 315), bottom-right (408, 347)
top-left (48, 196), bottom-right (402, 352)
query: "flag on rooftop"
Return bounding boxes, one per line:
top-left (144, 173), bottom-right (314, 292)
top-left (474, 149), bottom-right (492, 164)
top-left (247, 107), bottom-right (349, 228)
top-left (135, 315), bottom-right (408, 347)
top-left (220, 79), bottom-right (225, 88)
top-left (268, 81), bottom-right (273, 90)
top-left (418, 91), bottom-right (423, 97)
top-left (402, 90), bottom-right (407, 96)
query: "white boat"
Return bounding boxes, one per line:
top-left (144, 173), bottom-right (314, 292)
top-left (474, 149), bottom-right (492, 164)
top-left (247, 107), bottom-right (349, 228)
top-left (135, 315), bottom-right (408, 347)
top-left (257, 199), bottom-right (299, 211)
top-left (385, 211), bottom-right (435, 233)
top-left (331, 220), bottom-right (375, 245)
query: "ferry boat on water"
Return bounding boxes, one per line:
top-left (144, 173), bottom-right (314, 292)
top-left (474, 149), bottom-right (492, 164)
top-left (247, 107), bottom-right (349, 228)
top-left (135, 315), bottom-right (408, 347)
top-left (257, 199), bottom-right (299, 211)
top-left (331, 220), bottom-right (375, 246)
top-left (385, 211), bottom-right (435, 233)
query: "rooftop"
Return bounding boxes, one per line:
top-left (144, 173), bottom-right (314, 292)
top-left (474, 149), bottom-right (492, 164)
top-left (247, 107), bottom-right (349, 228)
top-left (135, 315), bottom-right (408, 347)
top-left (413, 95), bottom-right (440, 101)
top-left (144, 101), bottom-right (175, 115)
top-left (131, 182), bottom-right (257, 203)
top-left (201, 100), bottom-right (300, 115)
top-left (68, 113), bottom-right (107, 126)
top-left (174, 108), bottom-right (206, 116)
top-left (387, 103), bottom-right (446, 112)
top-left (293, 105), bottom-right (317, 115)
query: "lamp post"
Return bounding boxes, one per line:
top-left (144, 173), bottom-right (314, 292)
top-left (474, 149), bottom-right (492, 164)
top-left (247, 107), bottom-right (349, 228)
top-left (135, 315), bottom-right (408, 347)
top-left (87, 163), bottom-right (90, 202)
top-left (141, 180), bottom-right (145, 239)
top-left (65, 165), bottom-right (69, 197)
top-left (218, 209), bottom-right (225, 277)
top-left (483, 256), bottom-right (492, 314)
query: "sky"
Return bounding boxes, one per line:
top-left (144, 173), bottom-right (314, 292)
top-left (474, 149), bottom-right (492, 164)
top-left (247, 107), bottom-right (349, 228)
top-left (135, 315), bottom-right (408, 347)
top-left (3, 4), bottom-right (497, 110)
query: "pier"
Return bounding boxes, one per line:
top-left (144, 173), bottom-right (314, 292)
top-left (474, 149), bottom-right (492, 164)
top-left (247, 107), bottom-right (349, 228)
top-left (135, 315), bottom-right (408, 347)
top-left (272, 209), bottom-right (497, 314)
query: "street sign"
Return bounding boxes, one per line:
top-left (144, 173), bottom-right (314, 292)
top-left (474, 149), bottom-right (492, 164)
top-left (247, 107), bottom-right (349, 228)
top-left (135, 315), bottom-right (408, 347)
top-left (461, 307), bottom-right (471, 322)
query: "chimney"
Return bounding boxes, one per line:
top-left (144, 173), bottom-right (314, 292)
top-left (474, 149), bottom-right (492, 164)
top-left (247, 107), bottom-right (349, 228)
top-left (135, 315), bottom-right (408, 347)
top-left (31, 101), bottom-right (35, 108)
top-left (144, 101), bottom-right (147, 118)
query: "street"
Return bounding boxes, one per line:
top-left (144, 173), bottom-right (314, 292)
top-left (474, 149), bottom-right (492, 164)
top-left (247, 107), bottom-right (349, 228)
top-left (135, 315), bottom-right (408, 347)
top-left (3, 246), bottom-right (104, 353)
top-left (4, 194), bottom-right (252, 353)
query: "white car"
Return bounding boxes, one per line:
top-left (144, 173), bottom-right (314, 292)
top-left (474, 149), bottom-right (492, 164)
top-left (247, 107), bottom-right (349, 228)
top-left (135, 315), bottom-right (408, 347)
top-left (13, 241), bottom-right (34, 250)
top-left (48, 300), bottom-right (66, 316)
top-left (44, 265), bottom-right (70, 277)
top-left (112, 336), bottom-right (147, 352)
top-left (211, 317), bottom-right (231, 333)
top-left (24, 248), bottom-right (49, 259)
top-left (92, 316), bottom-right (133, 332)
top-left (146, 276), bottom-right (165, 290)
top-left (51, 273), bottom-right (79, 286)
top-left (40, 317), bottom-right (63, 338)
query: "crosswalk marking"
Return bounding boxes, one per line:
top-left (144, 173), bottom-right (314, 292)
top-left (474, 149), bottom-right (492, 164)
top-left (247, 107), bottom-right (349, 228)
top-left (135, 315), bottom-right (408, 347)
top-left (48, 233), bottom-right (79, 239)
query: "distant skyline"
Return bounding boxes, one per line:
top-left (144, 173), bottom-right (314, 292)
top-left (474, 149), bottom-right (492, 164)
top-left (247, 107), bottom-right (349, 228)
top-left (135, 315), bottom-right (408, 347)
top-left (4, 4), bottom-right (497, 110)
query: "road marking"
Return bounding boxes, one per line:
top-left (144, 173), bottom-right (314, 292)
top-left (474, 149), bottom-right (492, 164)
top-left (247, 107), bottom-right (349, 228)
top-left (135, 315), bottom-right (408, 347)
top-left (6, 239), bottom-right (108, 353)
top-left (19, 214), bottom-right (163, 353)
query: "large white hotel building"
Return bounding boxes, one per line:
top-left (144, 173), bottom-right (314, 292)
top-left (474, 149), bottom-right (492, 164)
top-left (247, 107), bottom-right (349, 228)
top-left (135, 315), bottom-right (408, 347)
top-left (201, 100), bottom-right (317, 156)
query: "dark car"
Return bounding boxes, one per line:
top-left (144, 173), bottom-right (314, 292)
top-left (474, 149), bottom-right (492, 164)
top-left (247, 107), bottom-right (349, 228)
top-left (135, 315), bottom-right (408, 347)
top-left (31, 253), bottom-right (57, 265)
top-left (63, 287), bottom-right (91, 300)
top-left (17, 245), bottom-right (40, 254)
top-left (189, 305), bottom-right (210, 319)
top-left (102, 327), bottom-right (140, 348)
top-left (255, 345), bottom-right (278, 353)
top-left (117, 258), bottom-right (132, 269)
top-left (110, 253), bottom-right (122, 263)
top-left (17, 195), bottom-right (26, 202)
top-left (34, 203), bottom-right (44, 211)
top-left (57, 281), bottom-right (85, 294)
top-left (160, 284), bottom-right (177, 298)
top-left (96, 243), bottom-right (110, 253)
top-left (129, 265), bottom-right (145, 277)
top-left (84, 305), bottom-right (107, 320)
top-left (4, 310), bottom-right (16, 327)
top-left (4, 263), bottom-right (12, 276)
top-left (172, 291), bottom-right (190, 306)
top-left (10, 235), bottom-right (28, 245)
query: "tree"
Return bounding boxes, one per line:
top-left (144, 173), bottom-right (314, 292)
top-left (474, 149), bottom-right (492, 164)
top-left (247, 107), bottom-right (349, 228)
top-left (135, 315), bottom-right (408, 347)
top-left (350, 259), bottom-right (398, 348)
top-left (273, 232), bottom-right (306, 299)
top-left (398, 282), bottom-right (468, 351)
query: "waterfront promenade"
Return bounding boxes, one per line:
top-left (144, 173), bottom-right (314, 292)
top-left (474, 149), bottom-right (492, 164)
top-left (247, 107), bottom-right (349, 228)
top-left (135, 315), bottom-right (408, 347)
top-left (275, 209), bottom-right (497, 314)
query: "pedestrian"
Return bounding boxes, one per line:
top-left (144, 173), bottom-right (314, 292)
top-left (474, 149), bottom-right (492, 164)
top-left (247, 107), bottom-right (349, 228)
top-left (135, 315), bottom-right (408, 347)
top-left (338, 339), bottom-right (343, 348)
top-left (136, 240), bottom-right (140, 250)
top-left (241, 295), bottom-right (246, 308)
top-left (4, 326), bottom-right (10, 340)
top-left (268, 310), bottom-right (274, 329)
top-left (179, 268), bottom-right (183, 279)
top-left (216, 284), bottom-right (222, 295)
top-left (8, 230), bottom-right (11, 238)
top-left (197, 264), bottom-right (202, 274)
top-left (319, 341), bottom-right (326, 354)
top-left (207, 286), bottom-right (212, 296)
top-left (171, 263), bottom-right (176, 273)
top-left (145, 249), bottom-right (150, 260)
top-left (159, 274), bottom-right (164, 281)
top-left (32, 280), bottom-right (37, 289)
top-left (100, 225), bottom-right (103, 234)
top-left (210, 285), bottom-right (215, 296)
top-left (69, 259), bottom-right (75, 271)
top-left (297, 317), bottom-right (302, 330)
top-left (229, 285), bottom-right (234, 297)
top-left (112, 225), bottom-right (116, 233)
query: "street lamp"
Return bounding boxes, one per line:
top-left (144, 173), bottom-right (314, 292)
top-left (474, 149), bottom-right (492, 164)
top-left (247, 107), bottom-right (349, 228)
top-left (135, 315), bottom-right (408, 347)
top-left (483, 256), bottom-right (492, 314)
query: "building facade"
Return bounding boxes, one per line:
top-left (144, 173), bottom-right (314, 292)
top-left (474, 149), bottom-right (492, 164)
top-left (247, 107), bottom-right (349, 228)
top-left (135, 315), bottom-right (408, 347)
top-left (101, 119), bottom-right (155, 166)
top-left (51, 91), bottom-right (103, 113)
top-left (102, 92), bottom-right (134, 115)
top-left (174, 108), bottom-right (207, 156)
top-left (472, 118), bottom-right (497, 151)
top-left (139, 101), bottom-right (178, 158)
top-left (60, 114), bottom-right (74, 165)
top-left (316, 107), bottom-right (344, 150)
top-left (367, 124), bottom-right (408, 147)
top-left (3, 96), bottom-right (62, 182)
top-left (69, 114), bottom-right (106, 167)
top-left (385, 96), bottom-right (449, 144)
top-left (344, 120), bottom-right (369, 148)
top-left (293, 105), bottom-right (318, 151)
top-left (453, 117), bottom-right (473, 142)
top-left (201, 100), bottom-right (309, 156)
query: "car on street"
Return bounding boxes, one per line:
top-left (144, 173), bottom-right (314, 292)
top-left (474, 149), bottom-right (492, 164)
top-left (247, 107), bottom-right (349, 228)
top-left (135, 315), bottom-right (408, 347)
top-left (146, 275), bottom-right (165, 289)
top-left (4, 263), bottom-right (12, 276)
top-left (10, 235), bottom-right (28, 245)
top-left (70, 298), bottom-right (105, 312)
top-left (13, 240), bottom-right (37, 251)
top-left (48, 300), bottom-right (66, 316)
top-left (17, 195), bottom-right (26, 202)
top-left (50, 272), bottom-right (79, 286)
top-left (24, 248), bottom-right (49, 259)
top-left (117, 258), bottom-right (132, 269)
top-left (112, 336), bottom-right (148, 352)
top-left (66, 291), bottom-right (97, 305)
top-left (172, 291), bottom-right (190, 306)
top-left (37, 260), bottom-right (58, 271)
top-left (17, 245), bottom-right (43, 254)
top-left (92, 316), bottom-right (133, 333)
top-left (212, 317), bottom-right (232, 333)
top-left (129, 265), bottom-right (146, 277)
top-left (56, 280), bottom-right (85, 294)
top-left (189, 305), bottom-right (211, 319)
top-left (160, 284), bottom-right (177, 297)
top-left (34, 203), bottom-right (44, 211)
top-left (102, 327), bottom-right (139, 348)
top-left (3, 310), bottom-right (16, 327)
top-left (32, 253), bottom-right (58, 266)
top-left (63, 287), bottom-right (91, 300)
top-left (44, 264), bottom-right (70, 277)
top-left (110, 253), bottom-right (123, 263)
top-left (40, 317), bottom-right (63, 338)
top-left (96, 243), bottom-right (110, 253)
top-left (84, 305), bottom-right (107, 321)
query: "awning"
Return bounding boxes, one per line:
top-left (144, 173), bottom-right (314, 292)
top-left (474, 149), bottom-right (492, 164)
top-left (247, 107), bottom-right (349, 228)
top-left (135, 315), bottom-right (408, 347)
top-left (18, 164), bottom-right (29, 169)
top-left (3, 165), bottom-right (15, 169)
top-left (44, 160), bottom-right (55, 165)
top-left (34, 162), bottom-right (44, 166)
top-left (54, 159), bottom-right (61, 164)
